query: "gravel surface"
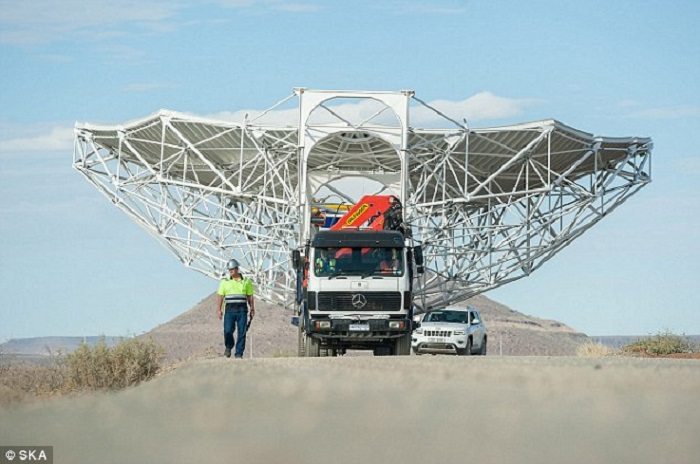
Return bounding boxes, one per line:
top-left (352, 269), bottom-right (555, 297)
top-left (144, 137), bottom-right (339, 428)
top-left (1, 356), bottom-right (698, 464)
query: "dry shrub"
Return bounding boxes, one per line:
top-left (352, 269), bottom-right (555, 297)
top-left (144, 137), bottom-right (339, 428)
top-left (0, 356), bottom-right (68, 405)
top-left (576, 342), bottom-right (613, 358)
top-left (622, 332), bottom-right (694, 356)
top-left (0, 338), bottom-right (164, 405)
top-left (67, 338), bottom-right (164, 390)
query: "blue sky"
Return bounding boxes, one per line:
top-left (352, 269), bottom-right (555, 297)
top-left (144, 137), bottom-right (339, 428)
top-left (1, 0), bottom-right (698, 340)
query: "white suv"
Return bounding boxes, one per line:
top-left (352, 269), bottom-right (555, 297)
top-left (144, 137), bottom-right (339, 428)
top-left (412, 306), bottom-right (487, 355)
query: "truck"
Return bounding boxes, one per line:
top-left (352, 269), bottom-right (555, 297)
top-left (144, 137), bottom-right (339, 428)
top-left (291, 195), bottom-right (424, 357)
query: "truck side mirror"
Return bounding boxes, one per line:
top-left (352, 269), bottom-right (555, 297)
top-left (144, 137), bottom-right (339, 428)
top-left (291, 249), bottom-right (301, 271)
top-left (414, 245), bottom-right (425, 274)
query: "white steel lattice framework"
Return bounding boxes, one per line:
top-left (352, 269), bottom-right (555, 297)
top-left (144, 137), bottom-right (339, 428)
top-left (73, 88), bottom-right (652, 310)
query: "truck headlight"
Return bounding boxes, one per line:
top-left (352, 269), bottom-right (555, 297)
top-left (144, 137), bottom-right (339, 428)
top-left (314, 321), bottom-right (331, 330)
top-left (453, 329), bottom-right (465, 335)
top-left (388, 321), bottom-right (405, 329)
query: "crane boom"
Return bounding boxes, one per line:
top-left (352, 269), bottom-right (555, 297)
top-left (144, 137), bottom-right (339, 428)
top-left (330, 195), bottom-right (403, 233)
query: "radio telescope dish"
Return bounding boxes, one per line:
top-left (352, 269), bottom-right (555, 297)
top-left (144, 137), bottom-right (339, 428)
top-left (74, 89), bottom-right (651, 310)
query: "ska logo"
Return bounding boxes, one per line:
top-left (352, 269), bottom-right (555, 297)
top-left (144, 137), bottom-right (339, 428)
top-left (352, 293), bottom-right (367, 309)
top-left (2, 448), bottom-right (50, 462)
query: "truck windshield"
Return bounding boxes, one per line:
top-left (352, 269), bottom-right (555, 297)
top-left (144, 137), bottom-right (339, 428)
top-left (313, 247), bottom-right (404, 277)
top-left (423, 311), bottom-right (469, 324)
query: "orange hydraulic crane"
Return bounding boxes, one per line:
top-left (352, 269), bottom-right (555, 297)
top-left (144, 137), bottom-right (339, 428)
top-left (330, 195), bottom-right (403, 232)
top-left (327, 195), bottom-right (405, 259)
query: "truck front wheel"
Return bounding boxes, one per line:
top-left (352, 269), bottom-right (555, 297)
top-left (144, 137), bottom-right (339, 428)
top-left (305, 334), bottom-right (320, 357)
top-left (394, 334), bottom-right (411, 356)
top-left (297, 324), bottom-right (306, 357)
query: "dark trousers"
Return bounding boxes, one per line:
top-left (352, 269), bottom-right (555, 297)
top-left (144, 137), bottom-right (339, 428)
top-left (223, 304), bottom-right (248, 357)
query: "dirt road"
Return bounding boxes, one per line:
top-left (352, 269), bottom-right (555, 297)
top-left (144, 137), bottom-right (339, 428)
top-left (1, 356), bottom-right (698, 464)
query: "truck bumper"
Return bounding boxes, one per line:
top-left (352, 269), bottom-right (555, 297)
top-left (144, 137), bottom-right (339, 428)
top-left (307, 317), bottom-right (411, 342)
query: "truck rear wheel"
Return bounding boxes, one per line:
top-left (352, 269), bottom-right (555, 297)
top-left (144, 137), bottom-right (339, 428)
top-left (305, 334), bottom-right (320, 357)
top-left (394, 334), bottom-right (411, 356)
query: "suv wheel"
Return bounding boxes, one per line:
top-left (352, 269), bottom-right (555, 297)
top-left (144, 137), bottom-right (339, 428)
top-left (458, 338), bottom-right (472, 356)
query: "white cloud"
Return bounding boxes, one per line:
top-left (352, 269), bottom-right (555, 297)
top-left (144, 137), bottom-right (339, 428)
top-left (0, 91), bottom-right (537, 154)
top-left (122, 82), bottom-right (178, 93)
top-left (0, 0), bottom-right (320, 45)
top-left (213, 0), bottom-right (320, 12)
top-left (274, 3), bottom-right (320, 12)
top-left (206, 98), bottom-right (398, 126)
top-left (628, 105), bottom-right (700, 120)
top-left (0, 126), bottom-right (74, 154)
top-left (0, 0), bottom-right (181, 45)
top-left (402, 3), bottom-right (467, 14)
top-left (412, 91), bottom-right (538, 126)
top-left (673, 156), bottom-right (700, 174)
top-left (206, 107), bottom-right (299, 126)
top-left (374, 1), bottom-right (467, 15)
top-left (207, 91), bottom-right (538, 127)
top-left (616, 99), bottom-right (641, 109)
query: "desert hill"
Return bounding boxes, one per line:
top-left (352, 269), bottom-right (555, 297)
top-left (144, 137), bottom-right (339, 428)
top-left (142, 293), bottom-right (589, 363)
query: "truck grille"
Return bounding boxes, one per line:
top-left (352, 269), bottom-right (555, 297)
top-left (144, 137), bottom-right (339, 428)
top-left (424, 330), bottom-right (452, 337)
top-left (317, 292), bottom-right (402, 311)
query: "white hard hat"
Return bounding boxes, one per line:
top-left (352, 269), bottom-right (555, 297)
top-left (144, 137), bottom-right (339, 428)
top-left (226, 259), bottom-right (240, 269)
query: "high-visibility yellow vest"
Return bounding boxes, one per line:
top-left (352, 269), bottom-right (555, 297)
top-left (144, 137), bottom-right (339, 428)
top-left (315, 258), bottom-right (337, 272)
top-left (218, 277), bottom-right (254, 305)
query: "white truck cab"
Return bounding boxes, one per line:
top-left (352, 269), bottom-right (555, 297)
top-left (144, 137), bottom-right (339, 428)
top-left (298, 230), bottom-right (416, 356)
top-left (291, 195), bottom-right (425, 357)
top-left (412, 306), bottom-right (487, 355)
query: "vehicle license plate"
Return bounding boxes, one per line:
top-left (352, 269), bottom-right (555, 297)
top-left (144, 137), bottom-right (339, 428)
top-left (349, 323), bottom-right (370, 332)
top-left (428, 337), bottom-right (442, 343)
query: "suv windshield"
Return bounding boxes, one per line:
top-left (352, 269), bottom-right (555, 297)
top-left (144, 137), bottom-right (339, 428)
top-left (313, 247), bottom-right (404, 277)
top-left (423, 310), bottom-right (469, 324)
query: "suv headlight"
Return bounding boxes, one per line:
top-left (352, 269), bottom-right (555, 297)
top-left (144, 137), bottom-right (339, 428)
top-left (414, 328), bottom-right (423, 334)
top-left (453, 329), bottom-right (465, 335)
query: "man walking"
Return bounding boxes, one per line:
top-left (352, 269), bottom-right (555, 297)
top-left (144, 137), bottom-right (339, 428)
top-left (216, 259), bottom-right (255, 358)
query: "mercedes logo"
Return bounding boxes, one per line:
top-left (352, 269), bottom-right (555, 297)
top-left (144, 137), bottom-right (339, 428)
top-left (351, 293), bottom-right (367, 309)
